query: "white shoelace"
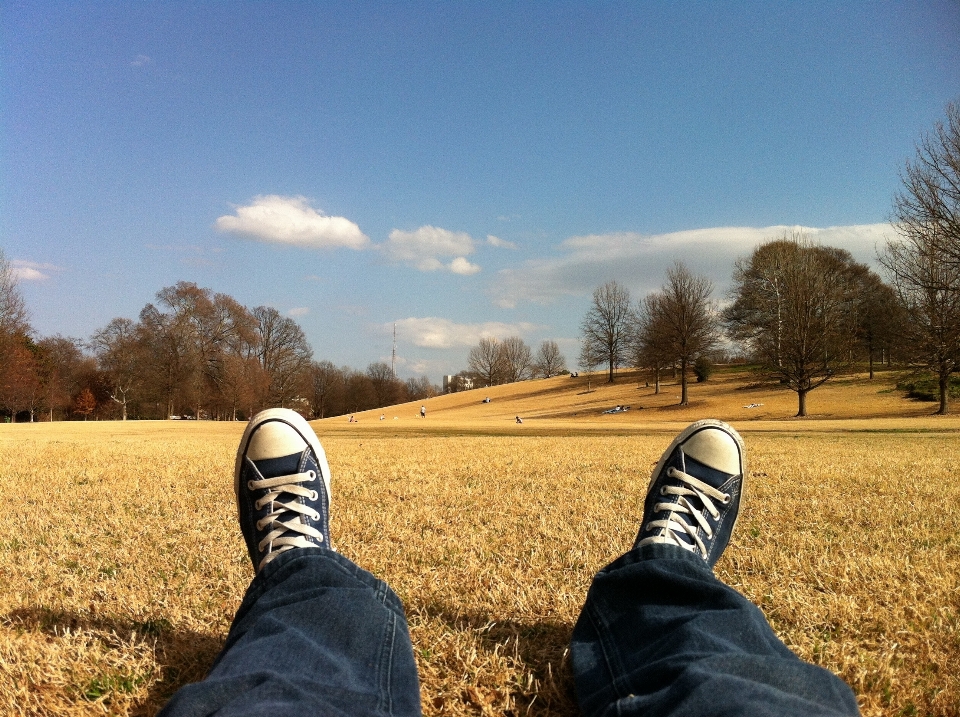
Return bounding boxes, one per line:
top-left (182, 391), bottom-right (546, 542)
top-left (248, 469), bottom-right (324, 570)
top-left (637, 466), bottom-right (731, 558)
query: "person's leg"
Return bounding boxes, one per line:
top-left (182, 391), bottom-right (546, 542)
top-left (571, 420), bottom-right (859, 717)
top-left (159, 408), bottom-right (422, 717)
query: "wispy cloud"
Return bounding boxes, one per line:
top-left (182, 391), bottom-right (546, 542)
top-left (216, 195), bottom-right (370, 250)
top-left (388, 317), bottom-right (540, 349)
top-left (382, 225), bottom-right (481, 274)
top-left (490, 223), bottom-right (895, 308)
top-left (131, 54), bottom-right (152, 67)
top-left (11, 260), bottom-right (61, 281)
top-left (288, 307), bottom-right (309, 317)
top-left (486, 234), bottom-right (517, 249)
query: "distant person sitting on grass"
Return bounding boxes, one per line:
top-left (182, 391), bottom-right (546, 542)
top-left (158, 410), bottom-right (860, 717)
top-left (515, 415), bottom-right (523, 424)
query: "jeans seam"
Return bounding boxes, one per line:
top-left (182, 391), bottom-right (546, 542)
top-left (588, 597), bottom-right (632, 706)
top-left (377, 601), bottom-right (398, 714)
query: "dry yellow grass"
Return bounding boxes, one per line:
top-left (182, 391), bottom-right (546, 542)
top-left (2, 370), bottom-right (959, 715)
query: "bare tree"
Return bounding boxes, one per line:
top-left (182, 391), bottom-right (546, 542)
top-left (533, 340), bottom-right (567, 378)
top-left (309, 360), bottom-right (344, 419)
top-left (404, 376), bottom-right (437, 400)
top-left (468, 337), bottom-right (505, 387)
top-left (90, 318), bottom-right (142, 420)
top-left (893, 100), bottom-right (960, 264)
top-left (580, 280), bottom-right (632, 383)
top-left (631, 293), bottom-right (675, 395)
top-left (0, 338), bottom-right (39, 421)
top-left (37, 335), bottom-right (85, 421)
top-left (253, 306), bottom-right (313, 407)
top-left (366, 361), bottom-right (400, 407)
top-left (0, 248), bottom-right (29, 339)
top-left (881, 228), bottom-right (960, 414)
top-left (726, 235), bottom-right (860, 416)
top-left (499, 336), bottom-right (533, 383)
top-left (647, 264), bottom-right (718, 405)
top-left (849, 266), bottom-right (902, 379)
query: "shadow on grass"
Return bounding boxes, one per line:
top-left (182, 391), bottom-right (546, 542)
top-left (414, 602), bottom-right (579, 716)
top-left (2, 605), bottom-right (223, 715)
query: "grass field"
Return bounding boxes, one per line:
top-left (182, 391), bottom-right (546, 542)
top-left (2, 369), bottom-right (960, 716)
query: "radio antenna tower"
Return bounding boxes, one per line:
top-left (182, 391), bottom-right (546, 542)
top-left (391, 322), bottom-right (397, 378)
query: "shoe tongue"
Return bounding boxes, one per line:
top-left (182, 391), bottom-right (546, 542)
top-left (681, 453), bottom-right (733, 490)
top-left (253, 452), bottom-right (302, 479)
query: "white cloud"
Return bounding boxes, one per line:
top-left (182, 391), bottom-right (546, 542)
top-left (131, 54), bottom-right (152, 67)
top-left (486, 234), bottom-right (517, 249)
top-left (11, 260), bottom-right (60, 281)
top-left (490, 223), bottom-right (895, 308)
top-left (382, 225), bottom-right (480, 273)
top-left (12, 267), bottom-right (47, 281)
top-left (288, 307), bottom-right (310, 317)
top-left (449, 257), bottom-right (481, 275)
top-left (216, 195), bottom-right (370, 250)
top-left (389, 317), bottom-right (540, 349)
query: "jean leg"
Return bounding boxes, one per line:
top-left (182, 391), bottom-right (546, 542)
top-left (159, 549), bottom-right (422, 717)
top-left (571, 544), bottom-right (860, 717)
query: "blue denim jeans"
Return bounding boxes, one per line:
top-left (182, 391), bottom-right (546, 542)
top-left (157, 550), bottom-right (422, 717)
top-left (571, 543), bottom-right (860, 717)
top-left (159, 545), bottom-right (859, 716)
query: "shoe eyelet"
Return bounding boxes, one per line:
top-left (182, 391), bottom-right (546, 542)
top-left (256, 519), bottom-right (265, 530)
top-left (308, 470), bottom-right (316, 480)
top-left (660, 486), bottom-right (667, 495)
top-left (247, 480), bottom-right (255, 490)
top-left (310, 490), bottom-right (319, 500)
top-left (722, 494), bottom-right (731, 505)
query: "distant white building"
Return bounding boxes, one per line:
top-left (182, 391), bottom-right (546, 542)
top-left (443, 374), bottom-right (474, 393)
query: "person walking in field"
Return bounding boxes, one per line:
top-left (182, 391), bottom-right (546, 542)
top-left (420, 405), bottom-right (426, 419)
top-left (159, 410), bottom-right (860, 717)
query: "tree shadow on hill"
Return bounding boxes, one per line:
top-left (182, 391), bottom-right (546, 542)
top-left (413, 601), bottom-right (579, 716)
top-left (3, 605), bottom-right (224, 715)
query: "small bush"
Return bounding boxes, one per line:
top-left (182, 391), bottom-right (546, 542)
top-left (694, 356), bottom-right (713, 383)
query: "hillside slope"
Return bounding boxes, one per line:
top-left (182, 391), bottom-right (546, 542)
top-left (320, 366), bottom-right (949, 432)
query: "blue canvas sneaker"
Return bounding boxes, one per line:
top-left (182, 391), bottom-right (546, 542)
top-left (234, 408), bottom-right (333, 572)
top-left (635, 419), bottom-right (746, 567)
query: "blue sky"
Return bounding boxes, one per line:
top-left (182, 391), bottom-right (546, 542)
top-left (3, 2), bottom-right (959, 379)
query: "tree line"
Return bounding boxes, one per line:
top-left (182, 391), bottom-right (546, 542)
top-left (581, 242), bottom-right (899, 417)
top-left (0, 274), bottom-right (439, 422)
top-left (581, 100), bottom-right (960, 416)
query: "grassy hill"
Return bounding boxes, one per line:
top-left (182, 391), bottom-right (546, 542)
top-left (325, 365), bottom-right (954, 435)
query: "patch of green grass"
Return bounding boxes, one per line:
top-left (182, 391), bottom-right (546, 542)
top-left (82, 672), bottom-right (145, 701)
top-left (897, 373), bottom-right (960, 402)
top-left (133, 617), bottom-right (171, 637)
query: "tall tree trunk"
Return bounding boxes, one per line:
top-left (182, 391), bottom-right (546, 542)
top-left (608, 357), bottom-right (615, 383)
top-left (938, 373), bottom-right (949, 415)
top-left (797, 389), bottom-right (808, 417)
top-left (868, 347), bottom-right (874, 379)
top-left (680, 358), bottom-right (688, 405)
top-left (654, 367), bottom-right (661, 394)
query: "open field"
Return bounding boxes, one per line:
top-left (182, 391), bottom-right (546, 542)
top-left (2, 370), bottom-right (960, 716)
